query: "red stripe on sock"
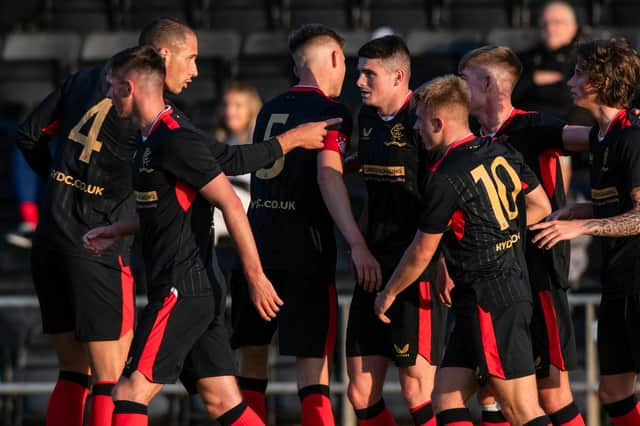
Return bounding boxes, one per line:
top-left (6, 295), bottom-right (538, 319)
top-left (301, 392), bottom-right (334, 426)
top-left (138, 288), bottom-right (178, 381)
top-left (481, 421), bottom-right (510, 426)
top-left (89, 388), bottom-right (115, 426)
top-left (358, 406), bottom-right (397, 425)
top-left (611, 401), bottom-right (640, 426)
top-left (46, 378), bottom-right (89, 426)
top-left (240, 389), bottom-right (266, 423)
top-left (445, 422), bottom-right (474, 426)
top-left (231, 405), bottom-right (265, 425)
top-left (323, 283), bottom-right (337, 356)
top-left (19, 201), bottom-right (38, 226)
top-left (118, 256), bottom-right (135, 337)
top-left (112, 413), bottom-right (148, 426)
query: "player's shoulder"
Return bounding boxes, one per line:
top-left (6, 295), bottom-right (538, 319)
top-left (508, 109), bottom-right (564, 130)
top-left (62, 65), bottom-right (105, 98)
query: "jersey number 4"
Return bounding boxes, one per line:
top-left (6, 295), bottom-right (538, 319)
top-left (471, 156), bottom-right (522, 231)
top-left (68, 98), bottom-right (112, 163)
top-left (256, 113), bottom-right (289, 180)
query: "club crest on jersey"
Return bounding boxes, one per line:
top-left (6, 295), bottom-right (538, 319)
top-left (338, 134), bottom-right (347, 154)
top-left (384, 123), bottom-right (407, 147)
top-left (139, 147), bottom-right (155, 173)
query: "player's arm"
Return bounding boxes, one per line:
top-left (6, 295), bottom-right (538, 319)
top-left (317, 150), bottom-right (382, 291)
top-left (213, 118), bottom-right (343, 176)
top-left (531, 187), bottom-right (640, 249)
top-left (82, 214), bottom-right (140, 255)
top-left (15, 86), bottom-right (65, 179)
top-left (374, 230), bottom-right (443, 323)
top-left (524, 185), bottom-right (552, 225)
top-left (561, 125), bottom-right (591, 152)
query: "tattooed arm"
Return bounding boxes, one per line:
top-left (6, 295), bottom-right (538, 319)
top-left (530, 187), bottom-right (640, 249)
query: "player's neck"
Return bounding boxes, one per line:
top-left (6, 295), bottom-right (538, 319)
top-left (591, 104), bottom-right (622, 138)
top-left (377, 89), bottom-right (411, 117)
top-left (297, 74), bottom-right (333, 98)
top-left (443, 128), bottom-right (474, 150)
top-left (480, 102), bottom-right (514, 136)
top-left (139, 99), bottom-right (170, 136)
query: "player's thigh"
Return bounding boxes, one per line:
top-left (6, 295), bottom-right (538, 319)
top-left (229, 269), bottom-right (278, 350)
top-left (180, 311), bottom-right (237, 395)
top-left (346, 280), bottom-right (392, 360)
top-left (125, 288), bottom-right (214, 385)
top-left (70, 255), bottom-right (135, 342)
top-left (277, 270), bottom-right (338, 357)
top-left (31, 246), bottom-right (74, 335)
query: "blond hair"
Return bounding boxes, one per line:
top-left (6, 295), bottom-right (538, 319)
top-left (414, 74), bottom-right (470, 115)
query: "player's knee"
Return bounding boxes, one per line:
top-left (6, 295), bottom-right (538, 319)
top-left (400, 379), bottom-right (422, 407)
top-left (347, 379), bottom-right (376, 409)
top-left (598, 383), bottom-right (629, 404)
top-left (538, 386), bottom-right (573, 413)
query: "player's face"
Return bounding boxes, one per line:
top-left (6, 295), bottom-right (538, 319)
top-left (414, 102), bottom-right (443, 151)
top-left (567, 62), bottom-right (596, 109)
top-left (106, 71), bottom-right (133, 119)
top-left (356, 57), bottom-right (396, 107)
top-left (223, 90), bottom-right (253, 134)
top-left (459, 67), bottom-right (485, 115)
top-left (164, 32), bottom-right (199, 95)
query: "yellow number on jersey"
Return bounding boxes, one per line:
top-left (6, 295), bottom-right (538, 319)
top-left (255, 113), bottom-right (289, 180)
top-left (68, 98), bottom-right (112, 163)
top-left (470, 156), bottom-right (522, 230)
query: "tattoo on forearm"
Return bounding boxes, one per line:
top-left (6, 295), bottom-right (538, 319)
top-left (584, 187), bottom-right (640, 237)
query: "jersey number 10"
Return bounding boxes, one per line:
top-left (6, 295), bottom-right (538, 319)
top-left (470, 156), bottom-right (522, 231)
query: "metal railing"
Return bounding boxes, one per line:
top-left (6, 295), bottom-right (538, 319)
top-left (0, 293), bottom-right (612, 426)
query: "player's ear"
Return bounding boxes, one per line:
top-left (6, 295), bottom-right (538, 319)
top-left (432, 117), bottom-right (443, 132)
top-left (394, 69), bottom-right (404, 86)
top-left (331, 50), bottom-right (338, 68)
top-left (157, 46), bottom-right (170, 62)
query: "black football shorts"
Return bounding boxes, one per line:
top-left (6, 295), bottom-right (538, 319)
top-left (123, 286), bottom-right (236, 393)
top-left (31, 245), bottom-right (135, 341)
top-left (442, 287), bottom-right (535, 381)
top-left (230, 269), bottom-right (337, 358)
top-left (346, 264), bottom-right (446, 367)
top-left (598, 294), bottom-right (640, 375)
top-left (530, 287), bottom-right (578, 378)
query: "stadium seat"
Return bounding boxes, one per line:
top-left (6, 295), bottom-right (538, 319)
top-left (121, 0), bottom-right (190, 29)
top-left (208, 0), bottom-right (279, 33)
top-left (406, 29), bottom-right (483, 86)
top-left (363, 0), bottom-right (430, 32)
top-left (195, 30), bottom-right (242, 101)
top-left (286, 0), bottom-right (355, 29)
top-left (0, 0), bottom-right (42, 32)
top-left (39, 0), bottom-right (116, 33)
top-left (437, 0), bottom-right (514, 29)
top-left (80, 31), bottom-right (139, 67)
top-left (485, 27), bottom-right (539, 52)
top-left (582, 26), bottom-right (640, 49)
top-left (602, 0), bottom-right (640, 27)
top-left (522, 0), bottom-right (594, 26)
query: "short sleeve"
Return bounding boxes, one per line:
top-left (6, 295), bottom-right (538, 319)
top-left (520, 162), bottom-right (541, 194)
top-left (323, 105), bottom-right (353, 155)
top-left (619, 129), bottom-right (640, 189)
top-left (162, 130), bottom-right (222, 190)
top-left (418, 172), bottom-right (459, 234)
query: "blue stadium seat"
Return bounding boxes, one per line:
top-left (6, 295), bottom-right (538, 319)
top-left (239, 32), bottom-right (293, 101)
top-left (364, 0), bottom-right (430, 31)
top-left (438, 0), bottom-right (514, 29)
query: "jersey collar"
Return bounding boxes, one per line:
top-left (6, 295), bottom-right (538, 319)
top-left (480, 107), bottom-right (523, 137)
top-left (598, 108), bottom-right (627, 141)
top-left (430, 133), bottom-right (476, 171)
top-left (378, 90), bottom-right (413, 121)
top-left (291, 85), bottom-right (337, 103)
top-left (146, 105), bottom-right (173, 138)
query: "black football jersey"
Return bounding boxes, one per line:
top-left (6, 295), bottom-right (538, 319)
top-left (133, 106), bottom-right (222, 297)
top-left (248, 86), bottom-right (353, 276)
top-left (492, 109), bottom-right (570, 290)
top-left (16, 66), bottom-right (284, 262)
top-left (419, 135), bottom-right (540, 308)
top-left (588, 109), bottom-right (640, 297)
top-left (358, 94), bottom-right (427, 270)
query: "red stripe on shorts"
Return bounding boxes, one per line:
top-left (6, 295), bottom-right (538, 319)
top-left (418, 281), bottom-right (433, 363)
top-left (476, 305), bottom-right (506, 379)
top-left (538, 290), bottom-right (566, 370)
top-left (138, 288), bottom-right (178, 381)
top-left (118, 256), bottom-right (135, 337)
top-left (323, 283), bottom-right (337, 356)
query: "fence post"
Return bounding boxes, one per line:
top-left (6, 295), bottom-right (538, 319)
top-left (585, 302), bottom-right (599, 426)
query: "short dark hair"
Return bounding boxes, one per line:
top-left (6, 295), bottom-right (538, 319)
top-left (576, 38), bottom-right (640, 108)
top-left (110, 45), bottom-right (165, 82)
top-left (138, 17), bottom-right (194, 48)
top-left (358, 35), bottom-right (410, 62)
top-left (288, 23), bottom-right (344, 55)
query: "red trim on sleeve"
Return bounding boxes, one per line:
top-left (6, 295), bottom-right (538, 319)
top-left (521, 181), bottom-right (530, 191)
top-left (417, 281), bottom-right (433, 363)
top-left (118, 256), bottom-right (135, 338)
top-left (138, 288), bottom-right (178, 381)
top-left (477, 305), bottom-right (506, 379)
top-left (538, 290), bottom-right (566, 370)
top-left (324, 130), bottom-right (349, 155)
top-left (538, 149), bottom-right (561, 198)
top-left (175, 179), bottom-right (197, 212)
top-left (41, 119), bottom-right (61, 136)
top-left (323, 283), bottom-right (338, 356)
top-left (448, 209), bottom-right (465, 240)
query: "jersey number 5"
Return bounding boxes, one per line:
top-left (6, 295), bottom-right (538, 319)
top-left (256, 113), bottom-right (289, 180)
top-left (471, 156), bottom-right (522, 230)
top-left (68, 98), bottom-right (112, 163)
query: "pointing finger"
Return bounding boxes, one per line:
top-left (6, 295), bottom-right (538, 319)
top-left (324, 117), bottom-right (343, 127)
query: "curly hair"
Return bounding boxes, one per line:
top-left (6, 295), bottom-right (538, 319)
top-left (576, 38), bottom-right (640, 108)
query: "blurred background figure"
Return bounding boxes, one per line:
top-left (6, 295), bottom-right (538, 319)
top-left (213, 82), bottom-right (262, 272)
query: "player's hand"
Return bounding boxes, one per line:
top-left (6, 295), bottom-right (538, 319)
top-left (435, 256), bottom-right (454, 307)
top-left (82, 225), bottom-right (121, 255)
top-left (351, 243), bottom-right (382, 292)
top-left (529, 219), bottom-right (587, 250)
top-left (374, 290), bottom-right (395, 324)
top-left (276, 117), bottom-right (343, 153)
top-left (247, 273), bottom-right (283, 321)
